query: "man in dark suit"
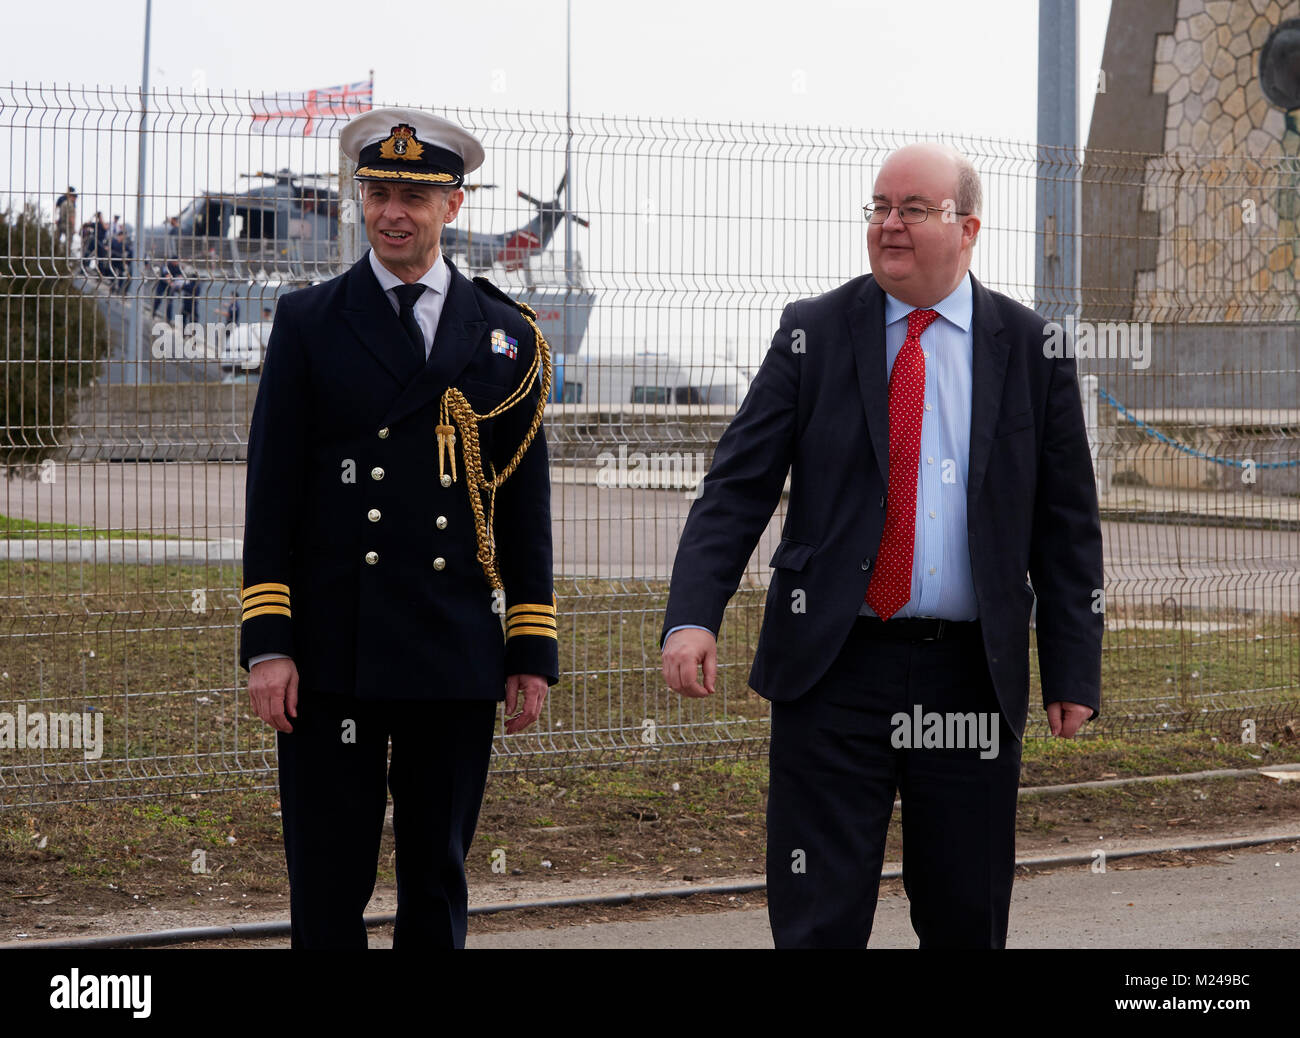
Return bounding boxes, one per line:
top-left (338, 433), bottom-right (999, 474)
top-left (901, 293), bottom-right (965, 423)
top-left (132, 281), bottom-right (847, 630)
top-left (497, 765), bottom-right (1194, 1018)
top-left (660, 143), bottom-right (1102, 948)
top-left (241, 108), bottom-right (559, 949)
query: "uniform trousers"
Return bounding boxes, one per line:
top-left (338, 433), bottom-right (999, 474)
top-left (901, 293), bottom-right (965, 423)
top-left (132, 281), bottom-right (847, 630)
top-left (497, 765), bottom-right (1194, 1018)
top-left (765, 616), bottom-right (1022, 948)
top-left (276, 689), bottom-right (497, 949)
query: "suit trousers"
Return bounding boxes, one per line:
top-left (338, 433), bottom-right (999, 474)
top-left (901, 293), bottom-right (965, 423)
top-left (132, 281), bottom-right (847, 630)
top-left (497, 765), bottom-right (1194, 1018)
top-left (765, 617), bottom-right (1022, 948)
top-left (276, 689), bottom-right (497, 949)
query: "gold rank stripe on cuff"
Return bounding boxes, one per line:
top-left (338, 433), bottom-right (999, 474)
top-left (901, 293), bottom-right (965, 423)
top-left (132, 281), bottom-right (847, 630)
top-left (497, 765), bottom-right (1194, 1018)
top-left (241, 582), bottom-right (291, 620)
top-left (506, 624), bottom-right (558, 639)
top-left (243, 581), bottom-right (289, 597)
top-left (243, 592), bottom-right (290, 609)
top-left (505, 602), bottom-right (557, 640)
top-left (505, 602), bottom-right (556, 620)
top-left (506, 614), bottom-right (557, 631)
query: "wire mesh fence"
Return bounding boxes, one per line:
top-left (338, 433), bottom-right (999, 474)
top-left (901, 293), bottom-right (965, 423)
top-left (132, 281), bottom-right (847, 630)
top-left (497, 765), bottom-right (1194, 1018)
top-left (1, 85), bottom-right (1297, 808)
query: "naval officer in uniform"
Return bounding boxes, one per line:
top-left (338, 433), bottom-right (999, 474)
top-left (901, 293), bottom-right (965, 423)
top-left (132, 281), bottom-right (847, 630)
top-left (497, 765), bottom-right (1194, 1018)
top-left (240, 108), bottom-right (559, 949)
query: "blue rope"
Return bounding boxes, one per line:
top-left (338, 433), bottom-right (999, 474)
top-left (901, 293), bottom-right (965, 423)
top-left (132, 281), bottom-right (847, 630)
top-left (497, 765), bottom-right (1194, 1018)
top-left (1096, 386), bottom-right (1300, 470)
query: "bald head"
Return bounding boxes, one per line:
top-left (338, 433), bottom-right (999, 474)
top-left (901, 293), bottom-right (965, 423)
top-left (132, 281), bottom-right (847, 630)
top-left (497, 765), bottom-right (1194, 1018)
top-left (879, 143), bottom-right (982, 218)
top-left (866, 143), bottom-right (983, 307)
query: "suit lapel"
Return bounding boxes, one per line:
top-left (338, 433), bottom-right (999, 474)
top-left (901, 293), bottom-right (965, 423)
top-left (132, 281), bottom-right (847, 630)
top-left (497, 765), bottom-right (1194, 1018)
top-left (846, 276), bottom-right (891, 483)
top-left (965, 274), bottom-right (1010, 509)
top-left (381, 258), bottom-right (487, 428)
top-left (341, 254), bottom-right (424, 386)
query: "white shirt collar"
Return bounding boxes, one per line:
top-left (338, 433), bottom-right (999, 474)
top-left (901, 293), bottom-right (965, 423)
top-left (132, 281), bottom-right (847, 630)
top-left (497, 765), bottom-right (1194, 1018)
top-left (883, 270), bottom-right (973, 333)
top-left (368, 248), bottom-right (449, 298)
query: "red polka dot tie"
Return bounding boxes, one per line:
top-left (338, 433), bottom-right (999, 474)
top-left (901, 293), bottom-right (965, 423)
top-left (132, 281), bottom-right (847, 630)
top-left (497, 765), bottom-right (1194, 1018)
top-left (866, 307), bottom-right (939, 621)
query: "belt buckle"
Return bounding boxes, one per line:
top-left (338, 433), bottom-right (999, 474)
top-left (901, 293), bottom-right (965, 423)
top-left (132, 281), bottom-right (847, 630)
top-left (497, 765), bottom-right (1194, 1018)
top-left (923, 619), bottom-right (945, 642)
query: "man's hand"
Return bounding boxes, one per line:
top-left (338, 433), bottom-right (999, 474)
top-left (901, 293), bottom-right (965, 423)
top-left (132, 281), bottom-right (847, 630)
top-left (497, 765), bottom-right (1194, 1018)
top-left (249, 657), bottom-right (299, 733)
top-left (661, 628), bottom-right (717, 698)
top-left (505, 674), bottom-right (548, 734)
top-left (1045, 700), bottom-right (1092, 739)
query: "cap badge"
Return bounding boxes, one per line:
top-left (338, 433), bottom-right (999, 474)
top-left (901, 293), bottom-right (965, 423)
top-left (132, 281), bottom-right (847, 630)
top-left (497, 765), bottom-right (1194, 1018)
top-left (380, 124), bottom-right (425, 162)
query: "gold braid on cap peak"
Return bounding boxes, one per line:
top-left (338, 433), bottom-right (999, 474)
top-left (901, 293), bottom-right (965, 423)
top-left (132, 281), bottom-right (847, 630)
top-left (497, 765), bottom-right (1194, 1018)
top-left (437, 307), bottom-right (552, 592)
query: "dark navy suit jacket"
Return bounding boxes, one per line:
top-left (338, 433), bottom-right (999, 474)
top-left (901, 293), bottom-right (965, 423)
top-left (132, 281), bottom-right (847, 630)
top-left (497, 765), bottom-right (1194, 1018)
top-left (661, 272), bottom-right (1103, 738)
top-left (239, 254), bottom-right (559, 700)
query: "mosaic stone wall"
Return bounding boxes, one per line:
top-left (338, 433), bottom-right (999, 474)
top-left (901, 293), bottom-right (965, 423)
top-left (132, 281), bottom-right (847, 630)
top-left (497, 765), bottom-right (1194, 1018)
top-left (1134, 0), bottom-right (1300, 323)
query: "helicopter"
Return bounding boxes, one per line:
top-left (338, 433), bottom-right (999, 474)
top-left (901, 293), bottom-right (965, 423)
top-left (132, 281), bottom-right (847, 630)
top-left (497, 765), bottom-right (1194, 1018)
top-left (137, 166), bottom-right (597, 363)
top-left (120, 169), bottom-right (753, 405)
top-left (439, 173), bottom-right (590, 287)
top-left (141, 168), bottom-right (589, 283)
top-left (138, 168), bottom-right (342, 278)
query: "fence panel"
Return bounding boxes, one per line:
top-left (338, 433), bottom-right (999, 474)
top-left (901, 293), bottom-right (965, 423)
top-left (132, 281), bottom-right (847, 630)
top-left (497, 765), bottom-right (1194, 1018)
top-left (1, 86), bottom-right (1296, 807)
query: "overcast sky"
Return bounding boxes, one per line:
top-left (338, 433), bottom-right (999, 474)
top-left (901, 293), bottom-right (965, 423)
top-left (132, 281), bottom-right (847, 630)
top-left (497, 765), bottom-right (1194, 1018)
top-left (3, 0), bottom-right (1112, 141)
top-left (1, 1), bottom-right (1116, 367)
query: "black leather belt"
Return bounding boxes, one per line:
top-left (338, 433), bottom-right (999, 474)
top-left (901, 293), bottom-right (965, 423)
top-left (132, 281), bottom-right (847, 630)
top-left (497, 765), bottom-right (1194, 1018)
top-left (855, 616), bottom-right (980, 642)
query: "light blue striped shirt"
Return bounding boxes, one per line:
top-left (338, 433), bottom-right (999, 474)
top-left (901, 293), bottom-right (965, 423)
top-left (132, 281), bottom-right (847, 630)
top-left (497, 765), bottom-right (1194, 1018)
top-left (665, 273), bottom-right (978, 646)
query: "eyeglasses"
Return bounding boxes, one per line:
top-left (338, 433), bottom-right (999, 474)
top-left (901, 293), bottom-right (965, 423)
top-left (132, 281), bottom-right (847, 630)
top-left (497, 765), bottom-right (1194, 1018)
top-left (862, 203), bottom-right (970, 225)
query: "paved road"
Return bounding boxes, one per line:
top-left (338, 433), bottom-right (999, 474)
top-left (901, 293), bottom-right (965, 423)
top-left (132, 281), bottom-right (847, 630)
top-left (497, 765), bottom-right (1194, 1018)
top-left (130, 845), bottom-right (1292, 949)
top-left (2, 460), bottom-right (1300, 613)
top-left (5, 463), bottom-right (1298, 613)
top-left (468, 846), bottom-right (1299, 949)
top-left (6, 839), bottom-right (1294, 950)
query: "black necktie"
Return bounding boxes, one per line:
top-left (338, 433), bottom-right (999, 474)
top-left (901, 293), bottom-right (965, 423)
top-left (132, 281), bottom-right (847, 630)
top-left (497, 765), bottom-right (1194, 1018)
top-left (393, 283), bottom-right (427, 363)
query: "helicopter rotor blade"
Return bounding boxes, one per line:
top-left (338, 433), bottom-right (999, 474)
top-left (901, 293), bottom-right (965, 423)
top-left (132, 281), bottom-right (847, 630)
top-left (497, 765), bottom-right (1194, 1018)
top-left (517, 189), bottom-right (545, 208)
top-left (556, 171), bottom-right (567, 198)
top-left (568, 214), bottom-right (590, 228)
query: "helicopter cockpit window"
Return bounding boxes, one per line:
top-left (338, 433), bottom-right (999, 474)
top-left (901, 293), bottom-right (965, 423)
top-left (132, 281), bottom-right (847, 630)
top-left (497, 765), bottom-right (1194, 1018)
top-left (233, 207), bottom-right (276, 241)
top-left (179, 199), bottom-right (225, 237)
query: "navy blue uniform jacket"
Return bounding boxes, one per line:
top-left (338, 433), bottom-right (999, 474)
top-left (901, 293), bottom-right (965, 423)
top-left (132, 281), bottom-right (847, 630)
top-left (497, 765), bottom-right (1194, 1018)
top-left (660, 273), bottom-right (1103, 739)
top-left (239, 254), bottom-right (559, 700)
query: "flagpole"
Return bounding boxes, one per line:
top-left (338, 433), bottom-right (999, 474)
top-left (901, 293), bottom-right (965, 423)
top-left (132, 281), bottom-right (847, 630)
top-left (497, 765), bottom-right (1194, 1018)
top-left (127, 0), bottom-right (152, 383)
top-left (563, 0), bottom-right (573, 367)
top-left (564, 0), bottom-right (572, 290)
